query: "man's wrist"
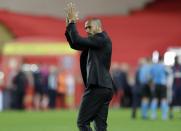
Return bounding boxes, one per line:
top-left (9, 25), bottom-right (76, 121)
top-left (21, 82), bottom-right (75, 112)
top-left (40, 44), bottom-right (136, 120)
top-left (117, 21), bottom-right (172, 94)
top-left (68, 19), bottom-right (76, 24)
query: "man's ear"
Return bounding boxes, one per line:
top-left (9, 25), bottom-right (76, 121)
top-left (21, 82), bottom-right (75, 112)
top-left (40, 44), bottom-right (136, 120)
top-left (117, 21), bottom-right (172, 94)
top-left (96, 25), bottom-right (98, 31)
top-left (97, 26), bottom-right (102, 32)
top-left (96, 25), bottom-right (100, 32)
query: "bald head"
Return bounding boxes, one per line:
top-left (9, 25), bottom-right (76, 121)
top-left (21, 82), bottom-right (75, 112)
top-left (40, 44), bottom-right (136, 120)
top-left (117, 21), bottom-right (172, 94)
top-left (85, 18), bottom-right (102, 36)
top-left (89, 18), bottom-right (102, 28)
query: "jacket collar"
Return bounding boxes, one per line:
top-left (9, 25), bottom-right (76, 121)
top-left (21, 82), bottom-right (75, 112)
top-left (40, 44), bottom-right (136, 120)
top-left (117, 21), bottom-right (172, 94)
top-left (91, 31), bottom-right (107, 37)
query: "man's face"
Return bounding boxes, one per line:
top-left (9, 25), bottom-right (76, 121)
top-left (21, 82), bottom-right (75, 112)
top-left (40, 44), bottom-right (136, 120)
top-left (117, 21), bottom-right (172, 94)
top-left (85, 20), bottom-right (98, 37)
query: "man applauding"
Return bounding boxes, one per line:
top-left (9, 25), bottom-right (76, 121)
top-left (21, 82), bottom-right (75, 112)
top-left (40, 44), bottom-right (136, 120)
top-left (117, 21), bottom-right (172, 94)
top-left (65, 3), bottom-right (114, 131)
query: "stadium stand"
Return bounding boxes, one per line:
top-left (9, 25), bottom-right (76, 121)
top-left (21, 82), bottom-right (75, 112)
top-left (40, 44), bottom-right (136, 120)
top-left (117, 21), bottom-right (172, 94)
top-left (0, 0), bottom-right (180, 65)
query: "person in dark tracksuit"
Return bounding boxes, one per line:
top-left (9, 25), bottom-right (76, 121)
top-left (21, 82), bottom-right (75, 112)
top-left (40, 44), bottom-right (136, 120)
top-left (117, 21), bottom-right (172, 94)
top-left (169, 56), bottom-right (181, 119)
top-left (131, 63), bottom-right (142, 119)
top-left (65, 3), bottom-right (114, 131)
top-left (13, 69), bottom-right (28, 109)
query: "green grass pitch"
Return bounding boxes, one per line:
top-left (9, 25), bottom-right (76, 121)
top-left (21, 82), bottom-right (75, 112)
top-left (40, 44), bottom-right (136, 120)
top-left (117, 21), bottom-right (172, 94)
top-left (0, 109), bottom-right (180, 131)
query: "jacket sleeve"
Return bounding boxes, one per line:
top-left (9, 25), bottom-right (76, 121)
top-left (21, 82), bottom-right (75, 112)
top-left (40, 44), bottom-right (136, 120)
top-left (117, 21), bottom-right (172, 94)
top-left (65, 30), bottom-right (85, 51)
top-left (66, 23), bottom-right (105, 49)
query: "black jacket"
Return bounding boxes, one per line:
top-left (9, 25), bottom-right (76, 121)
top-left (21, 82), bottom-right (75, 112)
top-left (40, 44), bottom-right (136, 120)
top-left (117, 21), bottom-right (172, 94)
top-left (65, 23), bottom-right (113, 89)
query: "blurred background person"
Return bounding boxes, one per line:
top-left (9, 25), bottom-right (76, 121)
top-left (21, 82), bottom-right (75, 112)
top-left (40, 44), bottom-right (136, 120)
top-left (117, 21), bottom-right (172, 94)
top-left (131, 59), bottom-right (144, 119)
top-left (24, 70), bottom-right (34, 110)
top-left (56, 68), bottom-right (67, 109)
top-left (150, 56), bottom-right (168, 120)
top-left (66, 73), bottom-right (75, 109)
top-left (33, 64), bottom-right (44, 110)
top-left (120, 63), bottom-right (131, 107)
top-left (0, 71), bottom-right (3, 112)
top-left (169, 56), bottom-right (181, 119)
top-left (139, 57), bottom-right (152, 119)
top-left (5, 61), bottom-right (18, 110)
top-left (0, 86), bottom-right (2, 112)
top-left (40, 64), bottom-right (49, 110)
top-left (12, 65), bottom-right (28, 109)
top-left (47, 66), bottom-right (57, 109)
top-left (111, 62), bottom-right (122, 107)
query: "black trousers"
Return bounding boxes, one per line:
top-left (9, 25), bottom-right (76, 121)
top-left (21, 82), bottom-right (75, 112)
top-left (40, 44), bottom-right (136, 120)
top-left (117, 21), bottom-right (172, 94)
top-left (48, 89), bottom-right (57, 109)
top-left (11, 89), bottom-right (25, 109)
top-left (77, 85), bottom-right (113, 131)
top-left (131, 85), bottom-right (141, 118)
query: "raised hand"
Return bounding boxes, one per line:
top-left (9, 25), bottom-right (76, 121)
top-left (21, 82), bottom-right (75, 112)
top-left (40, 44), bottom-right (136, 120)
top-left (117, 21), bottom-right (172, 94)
top-left (65, 2), bottom-right (79, 25)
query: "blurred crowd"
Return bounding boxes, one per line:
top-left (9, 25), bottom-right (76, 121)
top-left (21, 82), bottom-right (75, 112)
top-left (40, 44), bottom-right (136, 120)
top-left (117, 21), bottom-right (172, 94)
top-left (0, 55), bottom-right (181, 120)
top-left (111, 56), bottom-right (181, 120)
top-left (2, 64), bottom-right (75, 111)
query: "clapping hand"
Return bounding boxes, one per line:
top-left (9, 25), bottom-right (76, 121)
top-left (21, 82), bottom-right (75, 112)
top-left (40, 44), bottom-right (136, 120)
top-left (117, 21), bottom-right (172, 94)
top-left (65, 2), bottom-right (79, 26)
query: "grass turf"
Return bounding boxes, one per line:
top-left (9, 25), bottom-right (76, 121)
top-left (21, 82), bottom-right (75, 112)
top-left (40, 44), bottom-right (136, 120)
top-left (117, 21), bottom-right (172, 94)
top-left (0, 109), bottom-right (180, 131)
